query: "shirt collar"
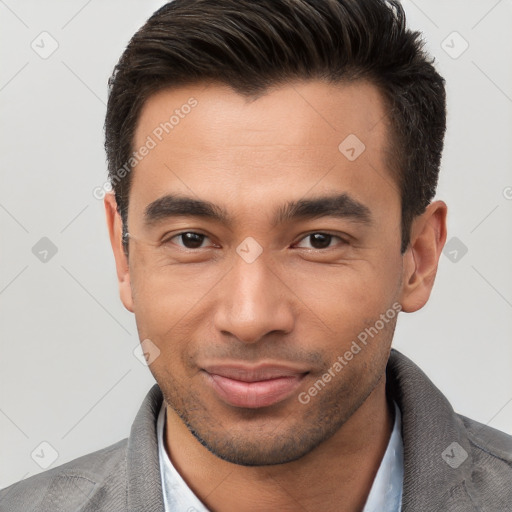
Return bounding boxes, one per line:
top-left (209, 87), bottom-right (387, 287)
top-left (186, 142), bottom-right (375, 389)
top-left (157, 400), bottom-right (403, 512)
top-left (362, 401), bottom-right (404, 512)
top-left (157, 403), bottom-right (209, 512)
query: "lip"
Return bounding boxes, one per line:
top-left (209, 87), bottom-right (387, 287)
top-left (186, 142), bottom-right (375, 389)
top-left (202, 364), bottom-right (308, 409)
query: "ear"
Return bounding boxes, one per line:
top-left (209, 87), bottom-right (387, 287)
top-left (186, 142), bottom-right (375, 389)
top-left (104, 192), bottom-right (134, 312)
top-left (399, 200), bottom-right (447, 313)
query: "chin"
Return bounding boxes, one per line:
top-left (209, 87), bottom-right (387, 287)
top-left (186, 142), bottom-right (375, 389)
top-left (190, 428), bottom-right (319, 466)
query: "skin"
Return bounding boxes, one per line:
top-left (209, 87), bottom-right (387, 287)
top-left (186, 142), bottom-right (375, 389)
top-left (105, 80), bottom-right (447, 511)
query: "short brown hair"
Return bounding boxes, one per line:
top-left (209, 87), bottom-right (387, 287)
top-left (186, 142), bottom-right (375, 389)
top-left (105, 0), bottom-right (446, 252)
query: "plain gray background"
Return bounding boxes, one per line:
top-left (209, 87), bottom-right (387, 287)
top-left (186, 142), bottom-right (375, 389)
top-left (1, 0), bottom-right (511, 490)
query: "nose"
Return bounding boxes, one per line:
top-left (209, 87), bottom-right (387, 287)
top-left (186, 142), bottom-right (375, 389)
top-left (213, 253), bottom-right (295, 344)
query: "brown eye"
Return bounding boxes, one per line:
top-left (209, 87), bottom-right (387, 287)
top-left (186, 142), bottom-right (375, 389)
top-left (295, 233), bottom-right (346, 250)
top-left (169, 232), bottom-right (209, 249)
top-left (309, 233), bottom-right (331, 249)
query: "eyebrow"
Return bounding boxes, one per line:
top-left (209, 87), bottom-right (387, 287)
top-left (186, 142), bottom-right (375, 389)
top-left (273, 193), bottom-right (372, 227)
top-left (143, 193), bottom-right (372, 228)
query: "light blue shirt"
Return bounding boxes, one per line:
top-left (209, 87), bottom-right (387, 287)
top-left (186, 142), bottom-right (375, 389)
top-left (157, 401), bottom-right (403, 511)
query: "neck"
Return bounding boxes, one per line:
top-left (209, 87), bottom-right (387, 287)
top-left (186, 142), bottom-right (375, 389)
top-left (164, 376), bottom-right (394, 512)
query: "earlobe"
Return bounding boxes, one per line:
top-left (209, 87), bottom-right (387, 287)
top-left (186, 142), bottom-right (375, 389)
top-left (104, 192), bottom-right (134, 313)
top-left (399, 201), bottom-right (447, 313)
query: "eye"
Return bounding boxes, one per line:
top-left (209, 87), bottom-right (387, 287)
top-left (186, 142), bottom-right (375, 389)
top-left (294, 232), bottom-right (347, 250)
top-left (165, 232), bottom-right (214, 249)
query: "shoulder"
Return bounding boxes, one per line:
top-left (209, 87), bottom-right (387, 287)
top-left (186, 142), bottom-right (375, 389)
top-left (459, 413), bottom-right (512, 466)
top-left (458, 414), bottom-right (512, 506)
top-left (0, 438), bottom-right (128, 512)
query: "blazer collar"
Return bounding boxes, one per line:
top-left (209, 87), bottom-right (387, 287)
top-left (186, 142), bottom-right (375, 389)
top-left (126, 383), bottom-right (166, 512)
top-left (387, 348), bottom-right (479, 511)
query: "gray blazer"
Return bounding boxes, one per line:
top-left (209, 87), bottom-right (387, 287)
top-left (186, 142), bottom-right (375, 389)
top-left (1, 349), bottom-right (511, 511)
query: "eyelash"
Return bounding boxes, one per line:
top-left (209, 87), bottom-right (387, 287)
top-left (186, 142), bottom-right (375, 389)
top-left (162, 231), bottom-right (349, 250)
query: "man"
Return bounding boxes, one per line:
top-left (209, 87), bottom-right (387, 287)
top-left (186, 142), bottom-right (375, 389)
top-left (1, 0), bottom-right (511, 510)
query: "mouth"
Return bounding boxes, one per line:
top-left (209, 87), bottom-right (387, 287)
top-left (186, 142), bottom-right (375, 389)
top-left (201, 364), bottom-right (309, 409)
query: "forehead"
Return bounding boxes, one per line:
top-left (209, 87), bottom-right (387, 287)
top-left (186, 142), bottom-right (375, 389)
top-left (130, 80), bottom-right (398, 222)
top-left (134, 79), bottom-right (389, 149)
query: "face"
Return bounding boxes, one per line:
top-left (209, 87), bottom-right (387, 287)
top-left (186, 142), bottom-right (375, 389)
top-left (118, 80), bottom-right (407, 465)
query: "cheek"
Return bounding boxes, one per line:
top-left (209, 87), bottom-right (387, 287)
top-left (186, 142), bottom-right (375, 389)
top-left (287, 257), bottom-right (401, 316)
top-left (128, 255), bottom-right (224, 359)
top-left (280, 257), bottom-right (402, 360)
top-left (129, 249), bottom-right (213, 315)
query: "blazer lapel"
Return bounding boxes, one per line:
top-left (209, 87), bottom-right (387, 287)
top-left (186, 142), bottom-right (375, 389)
top-left (126, 384), bottom-right (166, 512)
top-left (387, 349), bottom-right (480, 511)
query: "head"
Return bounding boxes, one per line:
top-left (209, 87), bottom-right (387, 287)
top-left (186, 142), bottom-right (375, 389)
top-left (104, 0), bottom-right (447, 466)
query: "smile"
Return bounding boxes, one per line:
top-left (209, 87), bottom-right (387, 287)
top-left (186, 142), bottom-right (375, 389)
top-left (201, 364), bottom-right (309, 409)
